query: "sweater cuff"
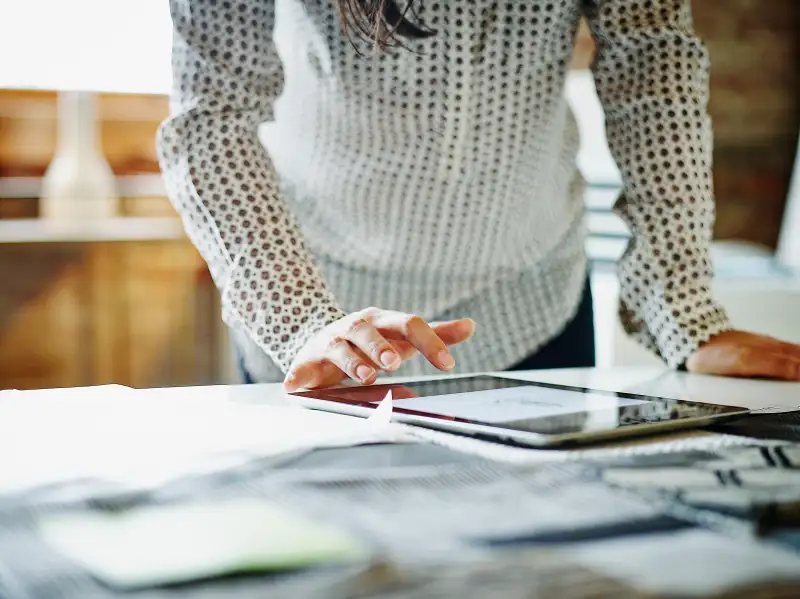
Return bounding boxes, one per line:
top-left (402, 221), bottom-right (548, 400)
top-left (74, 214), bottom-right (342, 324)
top-left (275, 306), bottom-right (347, 373)
top-left (645, 293), bottom-right (733, 369)
top-left (220, 248), bottom-right (347, 374)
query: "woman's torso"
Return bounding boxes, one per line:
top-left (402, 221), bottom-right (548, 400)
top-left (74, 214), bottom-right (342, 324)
top-left (260, 0), bottom-right (587, 313)
top-left (236, 0), bottom-right (592, 381)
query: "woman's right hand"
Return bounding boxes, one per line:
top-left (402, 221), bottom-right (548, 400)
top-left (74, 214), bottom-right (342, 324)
top-left (283, 308), bottom-right (475, 391)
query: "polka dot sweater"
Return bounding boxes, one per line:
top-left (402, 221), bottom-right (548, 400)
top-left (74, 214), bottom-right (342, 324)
top-left (158, 0), bottom-right (731, 382)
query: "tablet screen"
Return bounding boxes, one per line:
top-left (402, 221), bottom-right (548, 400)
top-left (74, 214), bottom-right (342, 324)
top-left (293, 376), bottom-right (743, 436)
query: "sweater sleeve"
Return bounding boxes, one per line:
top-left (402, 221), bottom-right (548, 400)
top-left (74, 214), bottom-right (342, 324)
top-left (583, 0), bottom-right (732, 368)
top-left (157, 0), bottom-right (345, 373)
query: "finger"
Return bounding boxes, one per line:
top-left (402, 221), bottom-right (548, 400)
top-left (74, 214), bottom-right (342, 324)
top-left (432, 319), bottom-right (476, 346)
top-left (311, 362), bottom-right (349, 389)
top-left (325, 337), bottom-right (379, 384)
top-left (380, 319), bottom-right (474, 363)
top-left (743, 334), bottom-right (800, 366)
top-left (742, 352), bottom-right (800, 381)
top-left (773, 339), bottom-right (800, 360)
top-left (389, 339), bottom-right (417, 361)
top-left (690, 346), bottom-right (800, 381)
top-left (343, 318), bottom-right (402, 372)
top-left (387, 320), bottom-right (474, 362)
top-left (372, 311), bottom-right (454, 370)
top-left (748, 333), bottom-right (800, 360)
top-left (285, 319), bottom-right (473, 390)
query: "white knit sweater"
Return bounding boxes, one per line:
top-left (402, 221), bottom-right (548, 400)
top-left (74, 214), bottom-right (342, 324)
top-left (158, 0), bottom-right (731, 382)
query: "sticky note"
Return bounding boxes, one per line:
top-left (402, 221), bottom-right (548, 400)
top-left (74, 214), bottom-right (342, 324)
top-left (38, 498), bottom-right (369, 589)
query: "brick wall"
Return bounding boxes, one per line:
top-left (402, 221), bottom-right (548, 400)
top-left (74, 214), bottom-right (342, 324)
top-left (695, 0), bottom-right (800, 247)
top-left (575, 1), bottom-right (800, 248)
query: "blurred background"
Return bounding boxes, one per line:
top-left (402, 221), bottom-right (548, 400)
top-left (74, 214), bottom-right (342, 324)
top-left (0, 0), bottom-right (798, 390)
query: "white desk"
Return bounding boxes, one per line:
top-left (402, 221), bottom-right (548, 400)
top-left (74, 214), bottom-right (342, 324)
top-left (515, 367), bottom-right (800, 413)
top-left (8, 366), bottom-right (798, 415)
top-left (2, 369), bottom-right (799, 598)
top-left (180, 367), bottom-right (799, 409)
top-left (2, 367), bottom-right (797, 491)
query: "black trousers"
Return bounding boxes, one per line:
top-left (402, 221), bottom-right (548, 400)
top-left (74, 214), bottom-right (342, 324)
top-left (507, 278), bottom-right (596, 371)
top-left (240, 279), bottom-right (596, 382)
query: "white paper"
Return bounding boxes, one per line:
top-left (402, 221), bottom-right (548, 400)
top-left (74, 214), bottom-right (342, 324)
top-left (390, 386), bottom-right (645, 423)
top-left (0, 385), bottom-right (416, 496)
top-left (368, 390), bottom-right (393, 426)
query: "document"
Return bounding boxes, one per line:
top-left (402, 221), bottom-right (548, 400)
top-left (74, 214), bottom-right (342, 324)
top-left (0, 385), bottom-right (415, 497)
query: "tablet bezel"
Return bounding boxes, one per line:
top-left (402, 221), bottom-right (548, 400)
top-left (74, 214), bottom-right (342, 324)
top-left (290, 375), bottom-right (749, 447)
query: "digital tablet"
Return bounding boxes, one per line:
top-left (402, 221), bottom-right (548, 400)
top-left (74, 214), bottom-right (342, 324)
top-left (291, 375), bottom-right (749, 447)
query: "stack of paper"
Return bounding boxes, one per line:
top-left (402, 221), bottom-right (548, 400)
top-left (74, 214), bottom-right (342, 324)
top-left (0, 385), bottom-right (414, 496)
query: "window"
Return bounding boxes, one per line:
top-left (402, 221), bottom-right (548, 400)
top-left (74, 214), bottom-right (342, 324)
top-left (0, 0), bottom-right (172, 94)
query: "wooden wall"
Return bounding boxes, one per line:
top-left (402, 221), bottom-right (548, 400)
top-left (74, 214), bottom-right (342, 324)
top-left (0, 92), bottom-right (217, 390)
top-left (0, 91), bottom-right (166, 178)
top-left (0, 241), bottom-right (214, 390)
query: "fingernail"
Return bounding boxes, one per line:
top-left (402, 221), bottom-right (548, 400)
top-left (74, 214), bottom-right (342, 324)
top-left (380, 350), bottom-right (400, 369)
top-left (356, 364), bottom-right (375, 381)
top-left (438, 351), bottom-right (455, 370)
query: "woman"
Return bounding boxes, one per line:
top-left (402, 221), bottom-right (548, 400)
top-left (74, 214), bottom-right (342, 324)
top-left (159, 0), bottom-right (800, 389)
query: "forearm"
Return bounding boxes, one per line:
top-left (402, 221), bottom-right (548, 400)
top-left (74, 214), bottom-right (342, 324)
top-left (160, 0), bottom-right (345, 372)
top-left (585, 0), bottom-right (732, 367)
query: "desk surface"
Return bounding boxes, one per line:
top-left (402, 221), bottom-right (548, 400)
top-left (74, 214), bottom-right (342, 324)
top-left (161, 366), bottom-right (800, 413)
top-left (4, 367), bottom-right (799, 453)
top-left (2, 367), bottom-right (797, 491)
top-left (1, 368), bottom-right (799, 599)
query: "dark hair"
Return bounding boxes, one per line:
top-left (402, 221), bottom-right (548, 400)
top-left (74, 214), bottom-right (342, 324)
top-left (336, 0), bottom-right (435, 50)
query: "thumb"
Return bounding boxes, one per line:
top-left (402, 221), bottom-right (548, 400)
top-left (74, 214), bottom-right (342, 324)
top-left (284, 362), bottom-right (323, 391)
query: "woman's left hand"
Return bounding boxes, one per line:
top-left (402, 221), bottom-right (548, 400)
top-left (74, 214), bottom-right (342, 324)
top-left (686, 330), bottom-right (800, 381)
